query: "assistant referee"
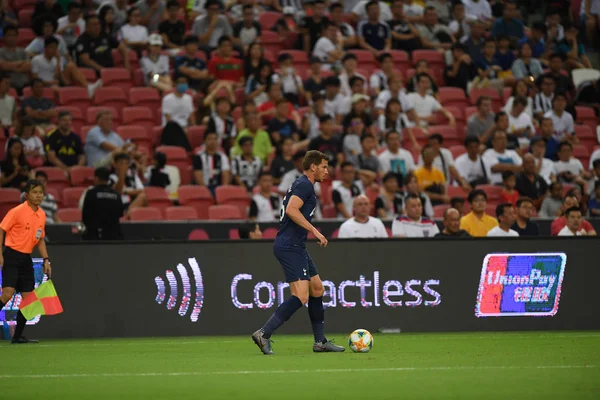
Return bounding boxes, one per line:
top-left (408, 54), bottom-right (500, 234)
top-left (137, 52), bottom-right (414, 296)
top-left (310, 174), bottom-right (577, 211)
top-left (0, 179), bottom-right (52, 344)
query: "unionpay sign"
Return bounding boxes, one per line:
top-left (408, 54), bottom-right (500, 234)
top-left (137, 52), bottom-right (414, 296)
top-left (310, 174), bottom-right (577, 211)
top-left (475, 253), bottom-right (567, 317)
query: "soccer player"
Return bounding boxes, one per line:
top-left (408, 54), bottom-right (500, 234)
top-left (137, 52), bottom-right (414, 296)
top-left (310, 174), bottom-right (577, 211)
top-left (252, 150), bottom-right (345, 355)
top-left (0, 179), bottom-right (52, 344)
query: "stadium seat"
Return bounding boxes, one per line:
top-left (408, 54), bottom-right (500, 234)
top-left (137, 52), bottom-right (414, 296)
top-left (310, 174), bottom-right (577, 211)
top-left (57, 87), bottom-right (92, 114)
top-left (412, 50), bottom-right (445, 69)
top-left (575, 106), bottom-right (598, 134)
top-left (433, 204), bottom-right (450, 218)
top-left (43, 187), bottom-right (60, 207)
top-left (330, 229), bottom-right (340, 239)
top-left (502, 87), bottom-right (512, 103)
top-left (280, 50), bottom-right (309, 68)
top-left (62, 187), bottom-right (87, 208)
top-left (80, 68), bottom-right (98, 83)
top-left (116, 126), bottom-right (152, 151)
top-left (215, 185), bottom-right (251, 215)
top-left (0, 188), bottom-right (20, 220)
top-left (121, 107), bottom-right (155, 132)
top-left (17, 28), bottom-right (35, 47)
top-left (447, 186), bottom-right (468, 199)
top-left (229, 228), bottom-right (240, 239)
top-left (86, 106), bottom-right (121, 125)
top-left (438, 87), bottom-right (469, 109)
top-left (464, 106), bottom-right (477, 122)
top-left (80, 125), bottom-right (93, 143)
top-left (0, 136), bottom-right (6, 159)
top-left (100, 68), bottom-right (134, 91)
top-left (262, 227), bottom-right (278, 239)
top-left (188, 228), bottom-right (210, 240)
top-left (35, 167), bottom-right (70, 193)
top-left (128, 87), bottom-right (161, 109)
top-left (469, 88), bottom-right (503, 112)
top-left (165, 206), bottom-right (198, 221)
top-left (23, 86), bottom-right (54, 100)
top-left (155, 146), bottom-right (190, 176)
top-left (187, 126), bottom-right (206, 149)
top-left (388, 50), bottom-right (410, 70)
top-left (181, 165), bottom-right (193, 186)
top-left (55, 106), bottom-right (85, 133)
top-left (69, 166), bottom-right (94, 186)
top-left (574, 125), bottom-right (597, 150)
top-left (57, 208), bottom-right (82, 222)
top-left (93, 87), bottom-right (129, 114)
top-left (485, 204), bottom-right (497, 216)
top-left (449, 145), bottom-right (466, 159)
top-left (111, 49), bottom-right (139, 70)
top-left (348, 50), bottom-right (377, 73)
top-left (478, 184), bottom-right (503, 201)
top-left (144, 187), bottom-right (172, 216)
top-left (573, 144), bottom-right (590, 168)
top-left (15, 0), bottom-right (38, 9)
top-left (259, 11), bottom-right (281, 30)
top-left (428, 126), bottom-right (461, 147)
top-left (261, 31), bottom-right (283, 55)
top-left (208, 205), bottom-right (244, 220)
top-left (129, 207), bottom-right (163, 221)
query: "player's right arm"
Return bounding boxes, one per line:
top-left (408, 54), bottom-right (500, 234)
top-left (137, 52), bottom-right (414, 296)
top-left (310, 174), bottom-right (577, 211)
top-left (286, 195), bottom-right (328, 247)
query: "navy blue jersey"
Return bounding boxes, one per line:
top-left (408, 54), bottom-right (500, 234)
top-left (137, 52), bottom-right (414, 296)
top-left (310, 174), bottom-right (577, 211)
top-left (275, 174), bottom-right (317, 248)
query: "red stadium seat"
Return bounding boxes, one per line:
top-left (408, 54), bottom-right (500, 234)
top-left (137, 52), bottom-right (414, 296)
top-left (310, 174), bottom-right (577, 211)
top-left (144, 187), bottom-right (172, 216)
top-left (116, 126), bottom-right (152, 152)
top-left (447, 186), bottom-right (469, 199)
top-left (17, 28), bottom-right (35, 47)
top-left (178, 185), bottom-right (214, 220)
top-left (80, 68), bottom-right (98, 83)
top-left (23, 86), bottom-right (54, 100)
top-left (80, 125), bottom-right (92, 143)
top-left (478, 184), bottom-right (503, 201)
top-left (100, 68), bottom-right (134, 91)
top-left (330, 229), bottom-right (340, 239)
top-left (57, 87), bottom-right (92, 114)
top-left (93, 87), bottom-right (129, 114)
top-left (280, 50), bottom-right (309, 68)
top-left (428, 126), bottom-right (460, 145)
top-left (187, 126), bottom-right (206, 149)
top-left (485, 204), bottom-right (498, 216)
top-left (259, 11), bottom-right (282, 30)
top-left (412, 50), bottom-right (445, 69)
top-left (388, 50), bottom-right (410, 70)
top-left (0, 188), bottom-right (20, 220)
top-left (502, 87), bottom-right (512, 103)
top-left (188, 228), bottom-right (210, 240)
top-left (229, 228), bottom-right (240, 239)
top-left (122, 107), bottom-right (155, 132)
top-left (181, 165), bottom-right (193, 186)
top-left (464, 106), bottom-right (478, 122)
top-left (111, 49), bottom-right (139, 70)
top-left (574, 125), bottom-right (597, 150)
top-left (62, 187), bottom-right (87, 208)
top-left (15, 0), bottom-right (38, 9)
top-left (209, 205), bottom-right (244, 220)
top-left (57, 208), bottom-right (82, 222)
top-left (165, 206), bottom-right (198, 221)
top-left (35, 167), bottom-right (70, 193)
top-left (0, 136), bottom-right (6, 160)
top-left (348, 49), bottom-right (377, 73)
top-left (86, 106), bottom-right (121, 125)
top-left (18, 9), bottom-right (33, 27)
top-left (129, 207), bottom-right (163, 221)
top-left (155, 145), bottom-right (190, 178)
top-left (55, 106), bottom-right (85, 133)
top-left (68, 166), bottom-right (92, 189)
top-left (261, 31), bottom-right (283, 55)
top-left (438, 87), bottom-right (469, 109)
top-left (449, 145), bottom-right (466, 159)
top-left (573, 144), bottom-right (590, 167)
top-left (433, 204), bottom-right (450, 218)
top-left (469, 88), bottom-right (503, 112)
top-left (215, 185), bottom-right (251, 215)
top-left (262, 227), bottom-right (278, 239)
top-left (128, 87), bottom-right (161, 109)
top-left (575, 106), bottom-right (598, 133)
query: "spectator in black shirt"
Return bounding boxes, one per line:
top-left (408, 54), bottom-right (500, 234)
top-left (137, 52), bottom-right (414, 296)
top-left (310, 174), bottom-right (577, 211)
top-left (303, 56), bottom-right (325, 105)
top-left (206, 97), bottom-right (236, 152)
top-left (75, 14), bottom-right (130, 74)
top-left (388, 0), bottom-right (421, 52)
top-left (434, 207), bottom-right (471, 237)
top-left (82, 167), bottom-right (124, 240)
top-left (232, 4), bottom-right (262, 53)
top-left (267, 99), bottom-right (299, 145)
top-left (174, 35), bottom-right (209, 92)
top-left (33, 0), bottom-right (64, 22)
top-left (0, 138), bottom-right (30, 189)
top-left (21, 78), bottom-right (57, 128)
top-left (329, 2), bottom-right (357, 48)
top-left (516, 153), bottom-right (548, 209)
top-left (357, 0), bottom-right (392, 55)
top-left (145, 151), bottom-right (170, 189)
top-left (511, 196), bottom-right (539, 236)
top-left (44, 110), bottom-right (85, 171)
top-left (308, 115), bottom-right (343, 170)
top-left (444, 43), bottom-right (477, 92)
top-left (575, 78), bottom-right (600, 117)
top-left (538, 53), bottom-right (575, 98)
top-left (159, 0), bottom-right (186, 53)
top-left (299, 0), bottom-right (329, 52)
top-left (270, 136), bottom-right (295, 185)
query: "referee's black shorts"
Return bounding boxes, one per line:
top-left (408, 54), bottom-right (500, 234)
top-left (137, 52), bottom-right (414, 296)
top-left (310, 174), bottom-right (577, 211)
top-left (1, 247), bottom-right (34, 293)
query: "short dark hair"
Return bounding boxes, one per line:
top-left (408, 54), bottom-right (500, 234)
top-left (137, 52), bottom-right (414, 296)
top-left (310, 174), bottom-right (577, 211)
top-left (35, 170), bottom-right (48, 180)
top-left (428, 133), bottom-right (443, 144)
top-left (549, 52), bottom-right (564, 61)
top-left (302, 150), bottom-right (329, 170)
top-left (167, 0), bottom-right (180, 9)
top-left (563, 192), bottom-right (578, 203)
top-left (342, 53), bottom-right (357, 63)
top-left (516, 197), bottom-right (533, 208)
top-left (238, 223), bottom-right (258, 239)
top-left (385, 131), bottom-right (400, 142)
top-left (242, 4), bottom-right (254, 11)
top-left (278, 53), bottom-right (292, 63)
top-left (319, 115), bottom-right (333, 124)
top-left (58, 110), bottom-right (71, 119)
top-left (450, 197), bottom-right (465, 207)
top-left (564, 206), bottom-right (582, 217)
top-left (44, 36), bottom-right (59, 47)
top-left (415, 59), bottom-right (429, 68)
top-left (24, 179), bottom-right (44, 194)
top-left (218, 35), bottom-right (232, 47)
top-left (204, 131), bottom-right (218, 140)
top-left (330, 2), bottom-right (343, 12)
top-left (154, 151), bottom-right (167, 168)
top-left (292, 150), bottom-right (306, 162)
top-left (94, 167), bottom-right (111, 182)
top-left (3, 25), bottom-right (17, 35)
top-left (476, 95), bottom-right (491, 107)
top-left (324, 76), bottom-right (341, 87)
top-left (558, 141), bottom-right (572, 151)
top-left (532, 21), bottom-right (547, 34)
top-left (593, 159), bottom-right (600, 169)
top-left (496, 203), bottom-right (513, 219)
top-left (67, 1), bottom-right (81, 10)
top-left (468, 189), bottom-right (487, 203)
top-left (404, 193), bottom-right (422, 204)
top-left (382, 172), bottom-right (397, 183)
top-left (184, 35), bottom-right (199, 45)
top-left (366, 0), bottom-right (380, 11)
top-left (513, 96), bottom-right (528, 107)
top-left (348, 76), bottom-right (365, 88)
top-left (552, 91), bottom-right (568, 103)
top-left (360, 134), bottom-right (374, 143)
top-left (502, 170), bottom-right (515, 181)
top-left (378, 52), bottom-right (392, 63)
top-left (239, 136), bottom-right (253, 146)
top-left (340, 161), bottom-right (354, 170)
top-left (464, 136), bottom-right (479, 147)
top-left (550, 181), bottom-right (562, 192)
top-left (113, 152), bottom-right (131, 163)
top-left (421, 143), bottom-right (434, 155)
top-left (416, 73), bottom-right (430, 83)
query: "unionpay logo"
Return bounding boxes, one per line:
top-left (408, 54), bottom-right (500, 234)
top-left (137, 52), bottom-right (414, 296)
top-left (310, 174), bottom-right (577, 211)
top-left (154, 257), bottom-right (204, 322)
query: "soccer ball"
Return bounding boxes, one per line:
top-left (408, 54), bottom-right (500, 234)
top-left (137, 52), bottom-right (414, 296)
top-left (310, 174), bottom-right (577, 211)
top-left (348, 329), bottom-right (373, 353)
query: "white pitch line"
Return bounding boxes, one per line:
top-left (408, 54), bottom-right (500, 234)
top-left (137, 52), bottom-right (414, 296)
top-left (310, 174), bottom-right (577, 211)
top-left (0, 365), bottom-right (596, 380)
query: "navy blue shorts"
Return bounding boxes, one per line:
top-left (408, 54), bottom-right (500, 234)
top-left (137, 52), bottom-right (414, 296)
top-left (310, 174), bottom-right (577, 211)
top-left (273, 246), bottom-right (319, 283)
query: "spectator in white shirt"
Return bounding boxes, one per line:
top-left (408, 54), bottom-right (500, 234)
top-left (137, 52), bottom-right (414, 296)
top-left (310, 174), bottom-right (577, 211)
top-left (553, 142), bottom-right (590, 187)
top-left (407, 73), bottom-right (455, 128)
top-left (448, 1), bottom-right (476, 40)
top-left (377, 98), bottom-right (418, 148)
top-left (375, 172), bottom-right (405, 218)
top-left (461, 0), bottom-right (492, 24)
top-left (503, 79), bottom-right (534, 119)
top-left (141, 34), bottom-right (172, 91)
top-left (323, 76), bottom-right (348, 123)
top-left (482, 130), bottom-right (523, 185)
top-left (312, 21), bottom-right (344, 70)
top-left (487, 203), bottom-right (519, 237)
top-left (557, 206), bottom-right (587, 236)
top-left (544, 92), bottom-right (576, 144)
top-left (249, 172), bottom-right (281, 222)
top-left (455, 136), bottom-right (489, 187)
top-left (273, 53), bottom-right (304, 106)
top-left (530, 137), bottom-right (555, 185)
top-left (370, 53), bottom-right (395, 96)
top-left (339, 53), bottom-right (368, 97)
top-left (332, 161), bottom-right (364, 219)
top-left (119, 7), bottom-right (149, 54)
top-left (57, 2), bottom-right (85, 50)
top-left (403, 0), bottom-right (425, 23)
top-left (375, 74), bottom-right (419, 125)
top-left (391, 193), bottom-right (440, 237)
top-left (378, 130), bottom-right (416, 185)
top-left (338, 195), bottom-right (388, 238)
top-left (162, 77), bottom-right (196, 128)
top-left (507, 96), bottom-right (535, 147)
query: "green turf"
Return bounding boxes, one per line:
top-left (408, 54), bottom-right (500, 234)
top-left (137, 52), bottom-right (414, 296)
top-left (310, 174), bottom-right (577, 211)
top-left (1, 331), bottom-right (599, 399)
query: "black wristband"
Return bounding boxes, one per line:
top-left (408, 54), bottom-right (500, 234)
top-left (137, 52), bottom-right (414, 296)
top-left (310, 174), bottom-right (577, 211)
top-left (43, 258), bottom-right (50, 263)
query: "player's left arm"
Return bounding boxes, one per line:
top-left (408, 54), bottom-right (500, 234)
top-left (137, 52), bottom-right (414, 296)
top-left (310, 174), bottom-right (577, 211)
top-left (287, 195), bottom-right (327, 246)
top-left (37, 239), bottom-right (51, 278)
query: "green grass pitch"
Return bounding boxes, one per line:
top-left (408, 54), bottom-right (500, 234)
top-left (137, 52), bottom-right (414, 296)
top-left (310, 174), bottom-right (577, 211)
top-left (1, 331), bottom-right (599, 399)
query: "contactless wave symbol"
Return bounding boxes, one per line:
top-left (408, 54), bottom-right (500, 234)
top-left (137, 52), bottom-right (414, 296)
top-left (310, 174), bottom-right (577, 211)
top-left (154, 257), bottom-right (204, 322)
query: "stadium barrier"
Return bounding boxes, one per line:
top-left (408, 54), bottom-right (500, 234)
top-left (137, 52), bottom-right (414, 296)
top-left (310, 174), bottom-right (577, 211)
top-left (4, 238), bottom-right (600, 339)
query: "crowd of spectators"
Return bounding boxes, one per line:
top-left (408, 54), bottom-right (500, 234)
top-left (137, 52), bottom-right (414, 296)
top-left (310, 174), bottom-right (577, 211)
top-left (0, 0), bottom-right (599, 240)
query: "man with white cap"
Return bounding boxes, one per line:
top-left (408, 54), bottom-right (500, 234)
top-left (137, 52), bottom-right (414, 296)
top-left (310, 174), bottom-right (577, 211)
top-left (338, 195), bottom-right (388, 238)
top-left (140, 34), bottom-right (172, 91)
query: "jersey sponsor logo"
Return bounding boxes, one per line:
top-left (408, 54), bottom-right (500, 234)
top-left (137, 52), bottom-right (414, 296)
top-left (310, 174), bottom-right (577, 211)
top-left (154, 257), bottom-right (204, 322)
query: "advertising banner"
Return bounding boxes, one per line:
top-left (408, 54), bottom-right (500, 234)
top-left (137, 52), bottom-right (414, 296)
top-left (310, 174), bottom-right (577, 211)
top-left (5, 239), bottom-right (599, 339)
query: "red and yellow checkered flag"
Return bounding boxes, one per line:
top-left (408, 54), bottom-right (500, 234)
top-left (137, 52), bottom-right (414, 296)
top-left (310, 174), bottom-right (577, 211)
top-left (19, 280), bottom-right (63, 321)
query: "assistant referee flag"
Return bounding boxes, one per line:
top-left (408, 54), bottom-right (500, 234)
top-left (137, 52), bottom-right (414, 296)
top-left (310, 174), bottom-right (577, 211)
top-left (19, 280), bottom-right (63, 321)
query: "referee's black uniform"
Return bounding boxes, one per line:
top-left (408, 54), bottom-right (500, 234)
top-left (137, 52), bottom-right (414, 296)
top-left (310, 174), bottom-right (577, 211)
top-left (82, 167), bottom-right (124, 240)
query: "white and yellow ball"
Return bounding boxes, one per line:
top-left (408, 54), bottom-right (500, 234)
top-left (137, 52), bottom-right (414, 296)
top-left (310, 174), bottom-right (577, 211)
top-left (348, 329), bottom-right (373, 353)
